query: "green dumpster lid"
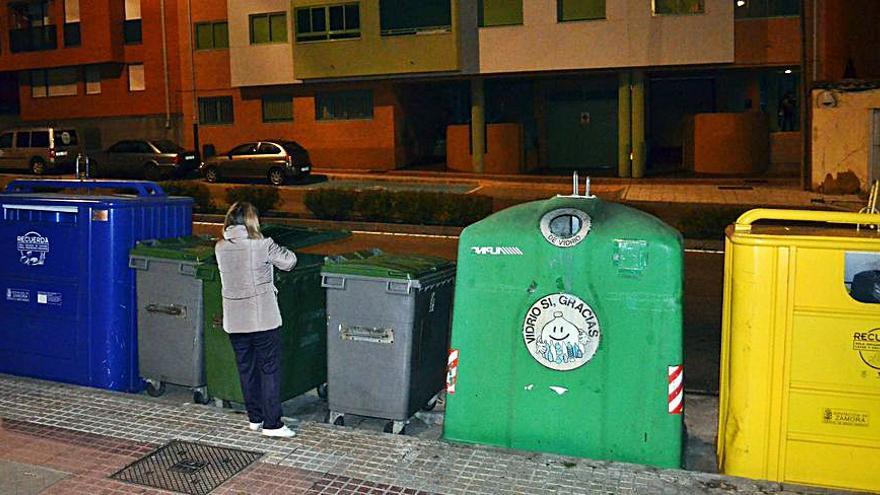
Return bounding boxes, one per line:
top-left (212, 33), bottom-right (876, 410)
top-left (130, 235), bottom-right (217, 262)
top-left (323, 253), bottom-right (454, 280)
top-left (261, 224), bottom-right (351, 250)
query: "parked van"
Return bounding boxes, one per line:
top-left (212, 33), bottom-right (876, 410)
top-left (0, 127), bottom-right (84, 174)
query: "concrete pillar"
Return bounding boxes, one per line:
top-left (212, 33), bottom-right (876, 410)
top-left (631, 70), bottom-right (646, 179)
top-left (471, 78), bottom-right (485, 174)
top-left (618, 72), bottom-right (632, 178)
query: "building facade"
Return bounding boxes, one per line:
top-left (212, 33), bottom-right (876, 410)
top-left (0, 0), bottom-right (874, 181)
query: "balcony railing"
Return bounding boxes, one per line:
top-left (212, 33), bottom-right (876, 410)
top-left (10, 25), bottom-right (58, 53)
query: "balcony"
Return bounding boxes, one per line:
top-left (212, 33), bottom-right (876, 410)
top-left (289, 0), bottom-right (469, 80)
top-left (9, 25), bottom-right (57, 53)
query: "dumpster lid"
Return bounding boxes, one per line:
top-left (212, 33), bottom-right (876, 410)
top-left (323, 253), bottom-right (454, 280)
top-left (261, 224), bottom-right (351, 250)
top-left (130, 235), bottom-right (217, 262)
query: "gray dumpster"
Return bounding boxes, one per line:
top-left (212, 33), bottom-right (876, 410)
top-left (130, 236), bottom-right (216, 403)
top-left (321, 253), bottom-right (455, 434)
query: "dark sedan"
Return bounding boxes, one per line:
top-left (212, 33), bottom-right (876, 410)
top-left (91, 139), bottom-right (200, 180)
top-left (201, 140), bottom-right (311, 186)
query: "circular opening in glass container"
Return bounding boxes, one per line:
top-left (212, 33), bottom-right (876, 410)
top-left (540, 208), bottom-right (591, 248)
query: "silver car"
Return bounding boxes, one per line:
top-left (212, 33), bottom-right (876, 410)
top-left (201, 140), bottom-right (312, 185)
top-left (0, 127), bottom-right (84, 174)
top-left (91, 139), bottom-right (200, 180)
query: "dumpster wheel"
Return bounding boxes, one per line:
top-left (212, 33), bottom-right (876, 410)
top-left (421, 395), bottom-right (438, 412)
top-left (192, 388), bottom-right (210, 405)
top-left (326, 411), bottom-right (344, 426)
top-left (145, 380), bottom-right (165, 397)
top-left (383, 420), bottom-right (406, 435)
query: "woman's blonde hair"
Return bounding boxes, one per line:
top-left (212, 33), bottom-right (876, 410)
top-left (224, 201), bottom-right (263, 239)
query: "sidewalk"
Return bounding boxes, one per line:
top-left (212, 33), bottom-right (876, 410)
top-left (0, 374), bottom-right (851, 495)
top-left (315, 170), bottom-right (865, 210)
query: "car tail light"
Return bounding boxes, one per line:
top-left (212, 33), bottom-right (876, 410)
top-left (173, 155), bottom-right (181, 166)
top-left (48, 148), bottom-right (56, 159)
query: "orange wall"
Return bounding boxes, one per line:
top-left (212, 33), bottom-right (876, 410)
top-left (687, 112), bottom-right (769, 175)
top-left (734, 17), bottom-right (801, 67)
top-left (16, 0), bottom-right (184, 121)
top-left (183, 85), bottom-right (402, 171)
top-left (447, 123), bottom-right (523, 174)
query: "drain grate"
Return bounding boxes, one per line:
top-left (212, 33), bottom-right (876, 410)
top-left (111, 440), bottom-right (262, 495)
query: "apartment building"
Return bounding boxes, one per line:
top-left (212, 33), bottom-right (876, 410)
top-left (0, 0), bottom-right (874, 179)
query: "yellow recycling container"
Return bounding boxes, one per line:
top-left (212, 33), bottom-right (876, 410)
top-left (718, 209), bottom-right (880, 493)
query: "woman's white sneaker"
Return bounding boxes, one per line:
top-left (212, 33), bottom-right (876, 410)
top-left (248, 422), bottom-right (262, 431)
top-left (262, 425), bottom-right (295, 438)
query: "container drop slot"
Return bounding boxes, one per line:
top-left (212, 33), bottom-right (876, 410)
top-left (339, 324), bottom-right (394, 344)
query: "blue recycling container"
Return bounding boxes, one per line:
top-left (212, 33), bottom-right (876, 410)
top-left (0, 180), bottom-right (192, 392)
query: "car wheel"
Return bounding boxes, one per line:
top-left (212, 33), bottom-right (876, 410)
top-left (143, 163), bottom-right (161, 181)
top-left (30, 158), bottom-right (46, 175)
top-left (204, 167), bottom-right (219, 183)
top-left (268, 168), bottom-right (286, 186)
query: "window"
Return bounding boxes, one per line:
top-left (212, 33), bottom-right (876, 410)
top-left (31, 131), bottom-right (49, 148)
top-left (479, 0), bottom-right (523, 27)
top-left (229, 143), bottom-right (257, 155)
top-left (735, 0), bottom-right (800, 18)
top-left (128, 64), bottom-right (145, 91)
top-left (9, 2), bottom-right (57, 52)
top-left (315, 90), bottom-right (373, 120)
top-left (124, 0), bottom-right (142, 44)
top-left (31, 68), bottom-right (77, 98)
top-left (195, 21), bottom-right (229, 49)
top-left (15, 132), bottom-right (30, 148)
top-left (130, 141), bottom-right (152, 153)
top-left (654, 0), bottom-right (704, 15)
top-left (0, 133), bottom-right (12, 149)
top-left (107, 141), bottom-right (132, 153)
top-left (30, 70), bottom-right (47, 98)
top-left (85, 66), bottom-right (101, 94)
top-left (64, 0), bottom-right (80, 46)
top-left (557, 0), bottom-right (605, 21)
top-left (295, 4), bottom-right (360, 42)
top-left (258, 143), bottom-right (282, 154)
top-left (380, 0), bottom-right (451, 35)
top-left (250, 12), bottom-right (287, 44)
top-left (262, 95), bottom-right (293, 122)
top-left (199, 97), bottom-right (234, 125)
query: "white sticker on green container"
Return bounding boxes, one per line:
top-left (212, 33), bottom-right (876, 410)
top-left (522, 293), bottom-right (601, 371)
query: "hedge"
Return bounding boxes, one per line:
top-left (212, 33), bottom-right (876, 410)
top-left (305, 188), bottom-right (493, 226)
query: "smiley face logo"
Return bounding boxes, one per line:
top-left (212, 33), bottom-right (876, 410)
top-left (522, 293), bottom-right (601, 371)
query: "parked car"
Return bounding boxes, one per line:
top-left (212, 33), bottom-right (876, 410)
top-left (90, 139), bottom-right (200, 180)
top-left (0, 126), bottom-right (84, 175)
top-left (201, 140), bottom-right (311, 186)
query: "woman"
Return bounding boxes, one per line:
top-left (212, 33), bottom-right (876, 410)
top-left (215, 201), bottom-right (297, 438)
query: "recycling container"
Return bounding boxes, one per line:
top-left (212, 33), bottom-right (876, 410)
top-left (718, 209), bottom-right (880, 493)
top-left (322, 253), bottom-right (455, 433)
top-left (197, 224), bottom-right (350, 404)
top-left (129, 236), bottom-right (216, 403)
top-left (442, 193), bottom-right (684, 468)
top-left (0, 180), bottom-right (192, 392)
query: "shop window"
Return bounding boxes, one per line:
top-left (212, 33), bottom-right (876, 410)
top-left (557, 0), bottom-right (605, 21)
top-left (315, 90), bottom-right (373, 120)
top-left (379, 0), bottom-right (451, 36)
top-left (296, 3), bottom-right (360, 42)
top-left (250, 12), bottom-right (288, 44)
top-left (199, 97), bottom-right (234, 125)
top-left (479, 0), bottom-right (523, 27)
